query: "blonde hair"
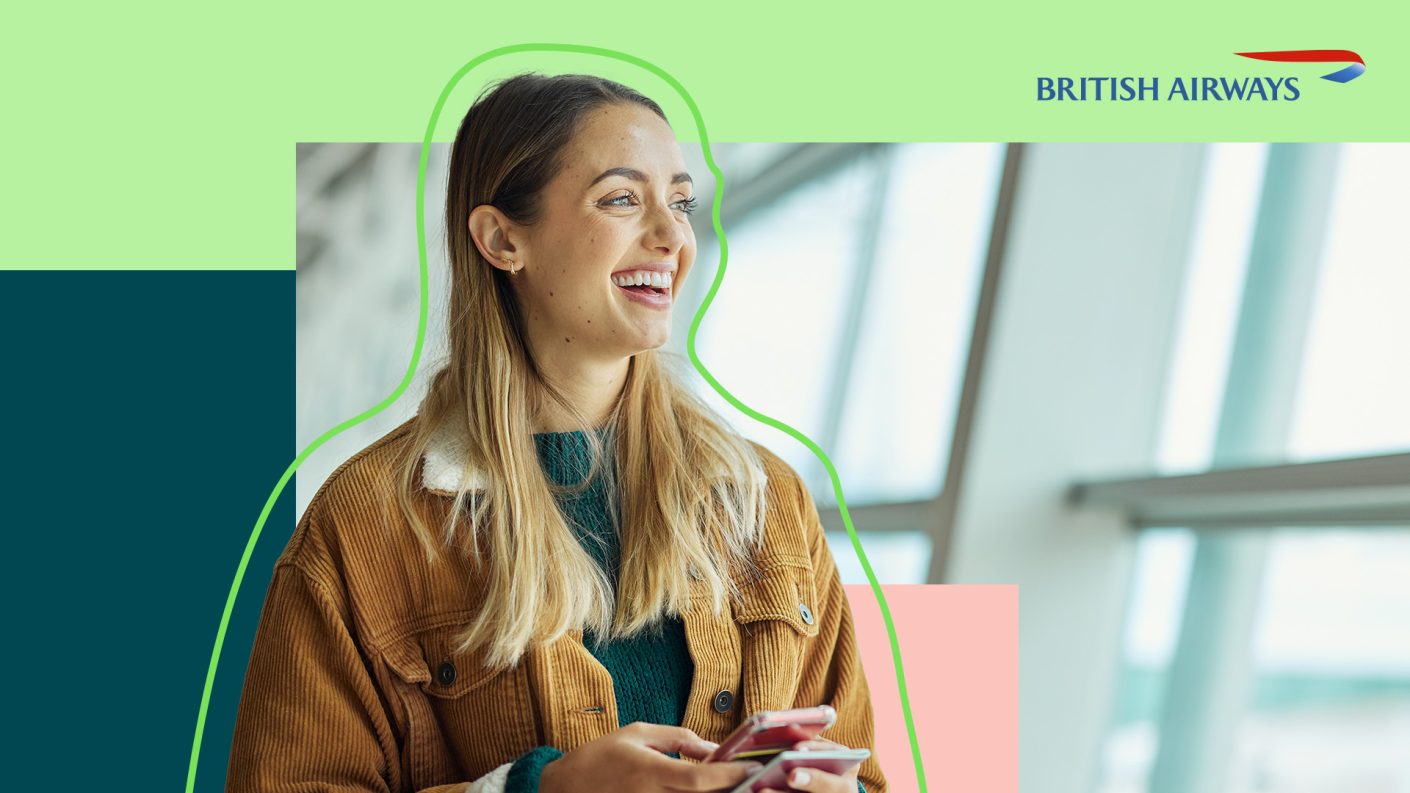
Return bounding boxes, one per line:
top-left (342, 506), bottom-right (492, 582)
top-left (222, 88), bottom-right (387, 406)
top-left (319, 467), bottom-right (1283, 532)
top-left (393, 73), bottom-right (768, 669)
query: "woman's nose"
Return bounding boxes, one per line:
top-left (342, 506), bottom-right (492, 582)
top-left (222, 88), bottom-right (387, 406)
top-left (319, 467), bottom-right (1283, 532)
top-left (644, 202), bottom-right (687, 254)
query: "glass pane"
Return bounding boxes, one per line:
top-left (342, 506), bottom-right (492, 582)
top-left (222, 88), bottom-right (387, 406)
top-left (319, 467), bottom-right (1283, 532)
top-left (1288, 144), bottom-right (1410, 461)
top-left (1156, 143), bottom-right (1268, 475)
top-left (690, 152), bottom-right (876, 478)
top-left (1227, 530), bottom-right (1410, 793)
top-left (1100, 529), bottom-right (1197, 793)
top-left (829, 143), bottom-right (1003, 505)
top-left (826, 530), bottom-right (933, 585)
top-left (1098, 529), bottom-right (1410, 793)
top-left (712, 142), bottom-right (798, 184)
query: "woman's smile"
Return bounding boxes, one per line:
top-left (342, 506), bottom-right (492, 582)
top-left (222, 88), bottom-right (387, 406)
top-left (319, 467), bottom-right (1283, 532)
top-left (610, 264), bottom-right (675, 310)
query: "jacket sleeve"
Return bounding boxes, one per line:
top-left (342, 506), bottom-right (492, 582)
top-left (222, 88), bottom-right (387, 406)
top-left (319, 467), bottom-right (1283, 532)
top-left (791, 475), bottom-right (888, 793)
top-left (225, 559), bottom-right (495, 793)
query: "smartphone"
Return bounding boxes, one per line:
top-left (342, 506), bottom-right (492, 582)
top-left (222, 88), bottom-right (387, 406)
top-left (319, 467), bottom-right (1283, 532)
top-left (728, 748), bottom-right (871, 793)
top-left (705, 705), bottom-right (837, 762)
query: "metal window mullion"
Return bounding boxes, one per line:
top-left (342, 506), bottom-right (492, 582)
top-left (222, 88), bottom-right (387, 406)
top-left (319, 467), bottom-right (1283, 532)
top-left (925, 143), bottom-right (1026, 584)
top-left (1070, 451), bottom-right (1410, 528)
top-left (819, 500), bottom-right (936, 535)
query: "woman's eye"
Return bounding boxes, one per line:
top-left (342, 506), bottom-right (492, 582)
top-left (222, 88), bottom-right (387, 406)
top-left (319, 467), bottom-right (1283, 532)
top-left (600, 191), bottom-right (697, 215)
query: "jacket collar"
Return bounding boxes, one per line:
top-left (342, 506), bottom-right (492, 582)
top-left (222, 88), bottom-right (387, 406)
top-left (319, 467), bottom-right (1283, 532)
top-left (418, 416), bottom-right (766, 499)
top-left (420, 417), bottom-right (489, 496)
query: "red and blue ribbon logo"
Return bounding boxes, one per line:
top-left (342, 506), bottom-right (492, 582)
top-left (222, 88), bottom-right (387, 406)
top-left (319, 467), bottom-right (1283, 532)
top-left (1235, 49), bottom-right (1366, 83)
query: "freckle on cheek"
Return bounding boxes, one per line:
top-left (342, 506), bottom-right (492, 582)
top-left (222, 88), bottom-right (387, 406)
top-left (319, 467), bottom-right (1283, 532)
top-left (564, 337), bottom-right (571, 343)
top-left (549, 291), bottom-right (554, 297)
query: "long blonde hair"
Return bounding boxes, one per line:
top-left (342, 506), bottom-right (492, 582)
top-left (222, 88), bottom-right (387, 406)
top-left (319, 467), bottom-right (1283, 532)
top-left (394, 72), bottom-right (768, 669)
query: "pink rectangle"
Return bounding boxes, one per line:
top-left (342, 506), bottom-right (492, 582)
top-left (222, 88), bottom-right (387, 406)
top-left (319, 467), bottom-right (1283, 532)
top-left (846, 585), bottom-right (1018, 793)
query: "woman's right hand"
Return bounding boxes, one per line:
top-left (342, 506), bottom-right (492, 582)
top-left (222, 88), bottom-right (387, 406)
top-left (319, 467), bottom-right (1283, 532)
top-left (538, 722), bottom-right (762, 793)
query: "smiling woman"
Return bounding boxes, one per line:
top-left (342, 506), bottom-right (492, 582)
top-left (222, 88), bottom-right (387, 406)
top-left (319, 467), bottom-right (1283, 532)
top-left (227, 72), bottom-right (885, 793)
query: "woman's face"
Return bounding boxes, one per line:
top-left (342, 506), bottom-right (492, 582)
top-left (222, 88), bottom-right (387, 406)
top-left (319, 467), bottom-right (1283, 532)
top-left (510, 102), bottom-right (697, 363)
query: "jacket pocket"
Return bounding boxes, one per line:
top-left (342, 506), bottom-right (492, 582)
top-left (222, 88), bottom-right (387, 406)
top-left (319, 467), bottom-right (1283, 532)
top-left (733, 562), bottom-right (821, 639)
top-left (731, 563), bottom-right (821, 714)
top-left (381, 621), bottom-right (538, 787)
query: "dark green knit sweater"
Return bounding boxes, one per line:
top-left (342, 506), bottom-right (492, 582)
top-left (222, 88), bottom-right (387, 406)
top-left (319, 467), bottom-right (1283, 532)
top-left (504, 428), bottom-right (694, 791)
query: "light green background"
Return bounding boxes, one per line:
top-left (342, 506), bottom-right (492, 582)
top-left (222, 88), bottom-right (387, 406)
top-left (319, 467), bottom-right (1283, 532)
top-left (2, 0), bottom-right (1405, 269)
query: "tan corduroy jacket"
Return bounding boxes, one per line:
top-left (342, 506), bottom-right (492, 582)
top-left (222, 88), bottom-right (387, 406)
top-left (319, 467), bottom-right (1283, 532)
top-left (226, 415), bottom-right (886, 793)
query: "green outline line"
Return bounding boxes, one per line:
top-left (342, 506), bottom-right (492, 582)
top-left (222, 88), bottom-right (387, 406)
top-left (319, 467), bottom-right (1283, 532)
top-left (187, 42), bottom-right (927, 793)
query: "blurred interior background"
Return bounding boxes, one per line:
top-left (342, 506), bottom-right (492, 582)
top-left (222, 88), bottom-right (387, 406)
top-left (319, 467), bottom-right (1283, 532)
top-left (296, 140), bottom-right (1410, 793)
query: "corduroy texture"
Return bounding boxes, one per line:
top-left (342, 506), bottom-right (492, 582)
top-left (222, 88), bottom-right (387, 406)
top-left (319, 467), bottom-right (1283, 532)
top-left (225, 414), bottom-right (887, 792)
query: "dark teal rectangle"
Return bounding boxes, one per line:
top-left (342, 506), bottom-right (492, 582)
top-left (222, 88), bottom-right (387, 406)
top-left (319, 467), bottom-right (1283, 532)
top-left (0, 271), bottom-right (293, 791)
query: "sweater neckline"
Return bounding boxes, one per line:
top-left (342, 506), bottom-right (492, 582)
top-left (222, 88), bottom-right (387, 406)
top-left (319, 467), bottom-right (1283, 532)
top-left (533, 425), bottom-right (614, 486)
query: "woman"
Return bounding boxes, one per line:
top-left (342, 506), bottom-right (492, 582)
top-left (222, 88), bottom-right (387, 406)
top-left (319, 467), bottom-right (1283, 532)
top-left (227, 72), bottom-right (885, 793)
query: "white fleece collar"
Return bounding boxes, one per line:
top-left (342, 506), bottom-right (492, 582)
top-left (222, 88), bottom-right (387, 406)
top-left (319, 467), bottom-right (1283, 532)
top-left (420, 418), bottom-right (489, 495)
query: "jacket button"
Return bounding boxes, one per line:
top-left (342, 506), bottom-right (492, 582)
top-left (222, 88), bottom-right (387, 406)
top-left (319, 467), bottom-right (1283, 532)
top-left (436, 661), bottom-right (457, 686)
top-left (712, 689), bottom-right (735, 713)
top-left (799, 603), bottom-right (815, 625)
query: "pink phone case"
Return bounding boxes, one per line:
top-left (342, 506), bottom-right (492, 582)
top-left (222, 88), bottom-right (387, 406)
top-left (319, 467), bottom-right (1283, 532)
top-left (729, 749), bottom-right (871, 793)
top-left (707, 706), bottom-right (837, 762)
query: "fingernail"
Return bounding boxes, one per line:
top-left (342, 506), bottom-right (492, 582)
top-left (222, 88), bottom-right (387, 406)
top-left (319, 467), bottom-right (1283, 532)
top-left (792, 769), bottom-right (812, 785)
top-left (699, 739), bottom-right (720, 749)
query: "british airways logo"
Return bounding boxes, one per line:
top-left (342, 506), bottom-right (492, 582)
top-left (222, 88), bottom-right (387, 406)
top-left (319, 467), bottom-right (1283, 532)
top-left (1235, 49), bottom-right (1366, 83)
top-left (1036, 49), bottom-right (1365, 102)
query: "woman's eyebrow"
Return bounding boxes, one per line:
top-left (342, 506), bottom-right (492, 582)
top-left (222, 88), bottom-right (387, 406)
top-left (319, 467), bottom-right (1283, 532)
top-left (587, 166), bottom-right (693, 188)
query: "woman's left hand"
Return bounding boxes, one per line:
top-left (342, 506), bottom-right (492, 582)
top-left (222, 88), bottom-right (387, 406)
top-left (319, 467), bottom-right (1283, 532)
top-left (756, 738), bottom-right (861, 793)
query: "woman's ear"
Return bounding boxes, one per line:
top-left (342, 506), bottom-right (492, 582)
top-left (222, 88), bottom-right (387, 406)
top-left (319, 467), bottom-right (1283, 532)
top-left (467, 205), bottom-right (525, 274)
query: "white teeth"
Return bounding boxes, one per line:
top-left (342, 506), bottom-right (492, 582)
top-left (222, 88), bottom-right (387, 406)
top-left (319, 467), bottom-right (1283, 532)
top-left (612, 270), bottom-right (673, 289)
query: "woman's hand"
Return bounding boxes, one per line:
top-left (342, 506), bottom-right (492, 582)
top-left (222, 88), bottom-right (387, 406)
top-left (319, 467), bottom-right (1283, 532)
top-left (538, 722), bottom-right (763, 793)
top-left (756, 738), bottom-right (862, 793)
